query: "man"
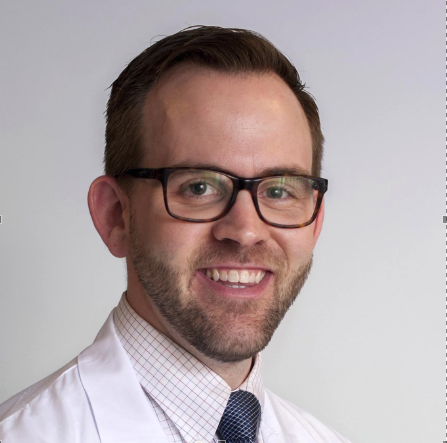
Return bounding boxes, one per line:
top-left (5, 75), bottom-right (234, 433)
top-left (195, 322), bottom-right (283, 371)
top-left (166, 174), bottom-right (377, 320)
top-left (0, 26), bottom-right (351, 442)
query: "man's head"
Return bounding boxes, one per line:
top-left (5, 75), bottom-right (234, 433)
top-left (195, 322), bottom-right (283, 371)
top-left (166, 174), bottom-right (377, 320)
top-left (89, 26), bottom-right (325, 364)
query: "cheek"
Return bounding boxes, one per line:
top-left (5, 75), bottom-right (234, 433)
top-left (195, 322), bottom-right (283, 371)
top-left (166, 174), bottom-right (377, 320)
top-left (132, 187), bottom-right (177, 256)
top-left (274, 228), bottom-right (314, 268)
top-left (137, 204), bottom-right (210, 262)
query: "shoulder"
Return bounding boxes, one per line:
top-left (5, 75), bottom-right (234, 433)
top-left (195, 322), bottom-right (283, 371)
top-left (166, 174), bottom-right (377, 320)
top-left (264, 388), bottom-right (352, 443)
top-left (0, 358), bottom-right (98, 442)
top-left (0, 357), bottom-right (80, 422)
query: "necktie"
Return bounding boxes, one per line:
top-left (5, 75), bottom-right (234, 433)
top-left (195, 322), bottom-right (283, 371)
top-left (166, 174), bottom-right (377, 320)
top-left (216, 390), bottom-right (261, 443)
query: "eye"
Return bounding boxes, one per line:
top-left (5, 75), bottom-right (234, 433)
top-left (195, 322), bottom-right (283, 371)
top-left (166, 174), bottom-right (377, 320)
top-left (190, 182), bottom-right (208, 195)
top-left (181, 180), bottom-right (222, 198)
top-left (266, 187), bottom-right (286, 199)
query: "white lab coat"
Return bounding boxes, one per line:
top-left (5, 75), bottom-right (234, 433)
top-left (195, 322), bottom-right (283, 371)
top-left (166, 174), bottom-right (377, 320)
top-left (0, 310), bottom-right (351, 443)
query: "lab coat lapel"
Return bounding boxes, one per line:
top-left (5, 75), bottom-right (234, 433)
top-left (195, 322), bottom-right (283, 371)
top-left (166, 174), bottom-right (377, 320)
top-left (78, 310), bottom-right (169, 443)
top-left (261, 389), bottom-right (318, 443)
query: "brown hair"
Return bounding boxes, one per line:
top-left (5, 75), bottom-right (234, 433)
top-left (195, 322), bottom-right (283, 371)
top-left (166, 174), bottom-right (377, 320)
top-left (104, 25), bottom-right (324, 197)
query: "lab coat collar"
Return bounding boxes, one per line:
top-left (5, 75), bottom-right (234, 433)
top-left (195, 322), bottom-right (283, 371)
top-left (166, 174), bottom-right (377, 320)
top-left (78, 310), bottom-right (170, 443)
top-left (261, 388), bottom-right (319, 443)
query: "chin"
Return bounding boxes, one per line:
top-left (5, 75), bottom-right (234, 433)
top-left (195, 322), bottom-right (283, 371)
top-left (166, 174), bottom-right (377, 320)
top-left (189, 322), bottom-right (273, 363)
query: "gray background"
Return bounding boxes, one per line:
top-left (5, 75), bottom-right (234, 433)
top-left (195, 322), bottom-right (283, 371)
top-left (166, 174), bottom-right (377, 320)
top-left (0, 1), bottom-right (444, 442)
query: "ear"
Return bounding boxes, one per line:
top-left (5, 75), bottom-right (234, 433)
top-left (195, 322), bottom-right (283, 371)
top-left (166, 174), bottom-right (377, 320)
top-left (87, 175), bottom-right (130, 258)
top-left (312, 197), bottom-right (325, 248)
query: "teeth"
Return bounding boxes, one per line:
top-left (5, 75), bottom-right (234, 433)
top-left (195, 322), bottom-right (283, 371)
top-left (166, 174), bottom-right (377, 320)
top-left (203, 268), bottom-right (267, 286)
top-left (240, 270), bottom-right (249, 283)
top-left (228, 270), bottom-right (239, 283)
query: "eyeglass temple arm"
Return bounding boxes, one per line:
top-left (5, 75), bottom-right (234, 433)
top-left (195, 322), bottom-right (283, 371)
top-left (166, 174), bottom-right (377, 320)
top-left (113, 169), bottom-right (159, 179)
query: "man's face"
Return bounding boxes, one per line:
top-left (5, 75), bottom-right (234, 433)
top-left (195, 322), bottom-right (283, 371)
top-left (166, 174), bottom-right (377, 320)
top-left (126, 66), bottom-right (323, 363)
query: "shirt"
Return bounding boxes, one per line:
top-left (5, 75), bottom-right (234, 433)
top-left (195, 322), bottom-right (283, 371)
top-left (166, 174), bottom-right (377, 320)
top-left (113, 291), bottom-right (265, 443)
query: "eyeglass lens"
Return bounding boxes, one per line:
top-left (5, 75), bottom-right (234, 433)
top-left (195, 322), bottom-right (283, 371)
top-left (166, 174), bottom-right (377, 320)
top-left (166, 170), bottom-right (319, 225)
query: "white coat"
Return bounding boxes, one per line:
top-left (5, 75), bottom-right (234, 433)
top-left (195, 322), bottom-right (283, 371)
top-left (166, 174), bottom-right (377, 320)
top-left (0, 310), bottom-right (351, 443)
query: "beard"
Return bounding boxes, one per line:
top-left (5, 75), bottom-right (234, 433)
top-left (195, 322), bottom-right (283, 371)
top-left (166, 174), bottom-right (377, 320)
top-left (128, 208), bottom-right (313, 363)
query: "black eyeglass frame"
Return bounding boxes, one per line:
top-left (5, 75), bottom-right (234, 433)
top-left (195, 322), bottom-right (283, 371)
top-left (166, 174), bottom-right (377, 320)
top-left (114, 167), bottom-right (328, 229)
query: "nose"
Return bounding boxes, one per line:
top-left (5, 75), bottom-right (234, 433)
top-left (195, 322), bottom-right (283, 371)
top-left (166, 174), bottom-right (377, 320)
top-left (211, 190), bottom-right (270, 247)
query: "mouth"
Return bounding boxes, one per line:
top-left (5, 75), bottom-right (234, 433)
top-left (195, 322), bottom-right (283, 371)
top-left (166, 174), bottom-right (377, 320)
top-left (200, 267), bottom-right (268, 289)
top-left (196, 266), bottom-right (272, 300)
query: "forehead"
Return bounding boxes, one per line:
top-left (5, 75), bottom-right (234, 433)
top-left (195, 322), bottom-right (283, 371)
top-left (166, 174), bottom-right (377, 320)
top-left (140, 65), bottom-right (313, 177)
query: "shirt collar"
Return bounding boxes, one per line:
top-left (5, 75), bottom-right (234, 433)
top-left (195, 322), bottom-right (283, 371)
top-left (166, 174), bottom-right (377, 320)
top-left (113, 291), bottom-right (265, 443)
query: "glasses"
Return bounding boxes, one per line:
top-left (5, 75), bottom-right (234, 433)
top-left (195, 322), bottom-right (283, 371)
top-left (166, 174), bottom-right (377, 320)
top-left (114, 168), bottom-right (328, 229)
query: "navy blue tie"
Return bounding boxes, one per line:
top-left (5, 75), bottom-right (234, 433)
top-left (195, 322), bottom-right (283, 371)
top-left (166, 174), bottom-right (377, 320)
top-left (217, 390), bottom-right (261, 443)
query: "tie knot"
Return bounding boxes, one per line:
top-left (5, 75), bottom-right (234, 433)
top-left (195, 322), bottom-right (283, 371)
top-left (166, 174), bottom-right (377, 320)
top-left (217, 390), bottom-right (261, 443)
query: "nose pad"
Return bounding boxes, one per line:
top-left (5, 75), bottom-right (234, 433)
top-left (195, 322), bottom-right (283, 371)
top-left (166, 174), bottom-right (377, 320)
top-left (230, 189), bottom-right (258, 217)
top-left (212, 189), bottom-right (270, 246)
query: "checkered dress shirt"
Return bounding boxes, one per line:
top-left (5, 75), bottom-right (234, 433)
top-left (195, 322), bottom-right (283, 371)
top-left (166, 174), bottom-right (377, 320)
top-left (113, 292), bottom-right (265, 443)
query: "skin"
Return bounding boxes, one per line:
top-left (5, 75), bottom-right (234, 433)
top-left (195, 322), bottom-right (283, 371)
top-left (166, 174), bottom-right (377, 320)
top-left (88, 65), bottom-right (325, 390)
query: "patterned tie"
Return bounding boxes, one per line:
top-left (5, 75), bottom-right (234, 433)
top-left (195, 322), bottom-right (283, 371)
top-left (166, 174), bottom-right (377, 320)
top-left (216, 390), bottom-right (261, 443)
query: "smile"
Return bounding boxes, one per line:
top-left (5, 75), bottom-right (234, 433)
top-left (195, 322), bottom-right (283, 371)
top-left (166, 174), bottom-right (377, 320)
top-left (201, 268), bottom-right (267, 288)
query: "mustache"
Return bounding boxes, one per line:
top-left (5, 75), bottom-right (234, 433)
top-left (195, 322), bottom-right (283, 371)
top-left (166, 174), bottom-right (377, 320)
top-left (189, 240), bottom-right (287, 273)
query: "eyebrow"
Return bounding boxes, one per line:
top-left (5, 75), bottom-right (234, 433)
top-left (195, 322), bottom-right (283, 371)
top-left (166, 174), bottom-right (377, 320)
top-left (167, 161), bottom-right (313, 177)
